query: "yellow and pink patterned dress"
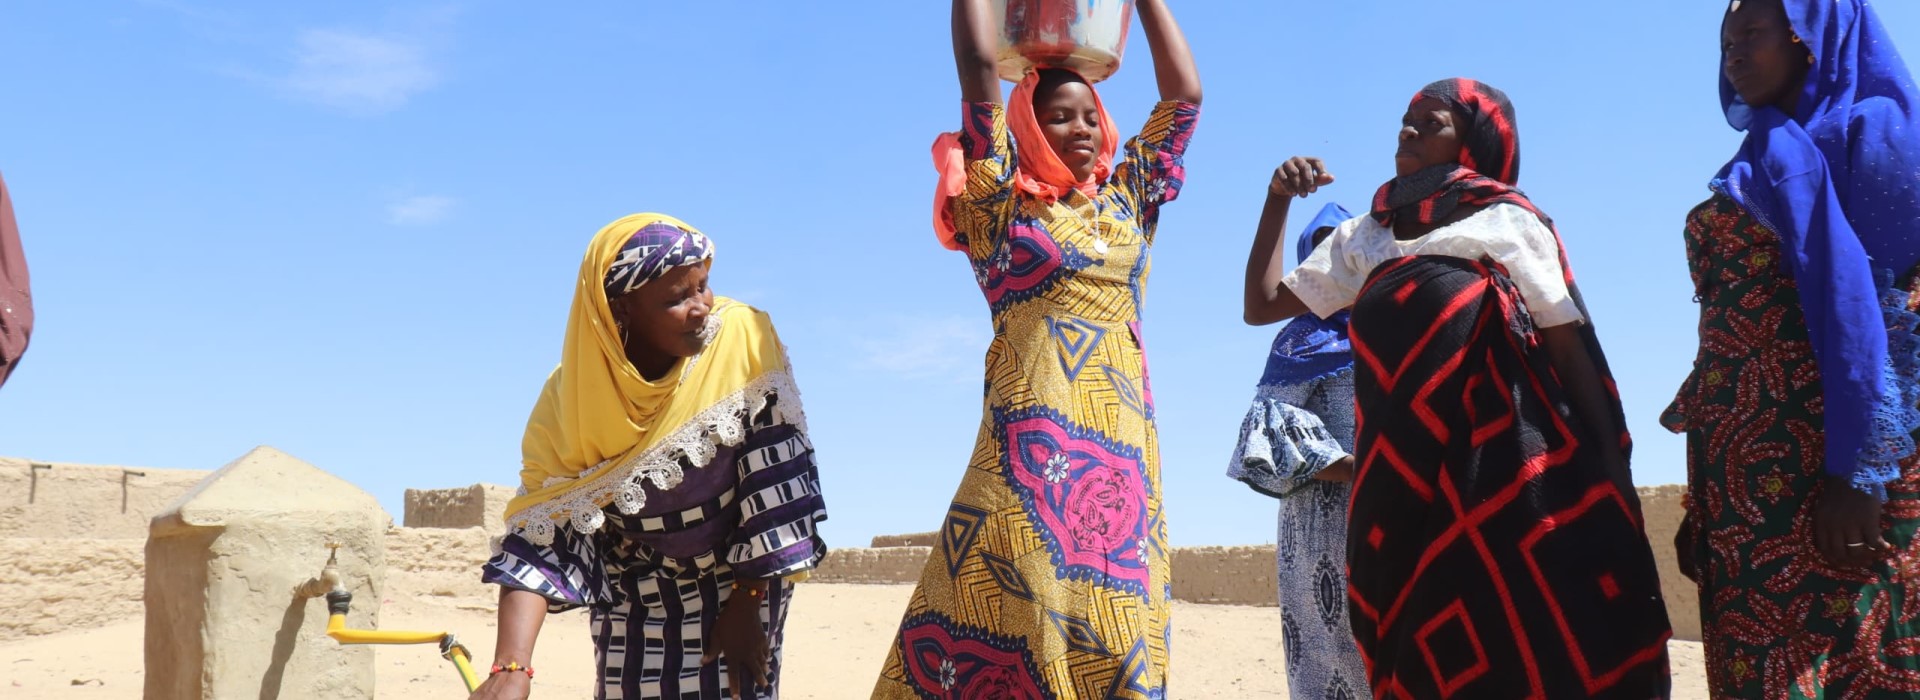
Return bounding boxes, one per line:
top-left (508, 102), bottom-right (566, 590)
top-left (872, 98), bottom-right (1198, 700)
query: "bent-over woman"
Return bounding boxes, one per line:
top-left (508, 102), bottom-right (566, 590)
top-left (470, 214), bottom-right (828, 700)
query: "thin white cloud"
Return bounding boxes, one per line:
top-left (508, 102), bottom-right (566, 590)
top-left (134, 2), bottom-right (454, 113)
top-left (387, 195), bottom-right (455, 225)
top-left (855, 316), bottom-right (991, 381)
top-left (283, 29), bottom-right (438, 114)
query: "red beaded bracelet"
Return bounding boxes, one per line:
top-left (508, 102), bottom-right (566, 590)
top-left (490, 662), bottom-right (535, 679)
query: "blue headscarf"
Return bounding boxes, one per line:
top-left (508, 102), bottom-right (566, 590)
top-left (1714, 0), bottom-right (1920, 488)
top-left (1258, 203), bottom-right (1356, 387)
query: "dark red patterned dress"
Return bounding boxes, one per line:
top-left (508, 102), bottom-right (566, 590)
top-left (1665, 193), bottom-right (1920, 698)
top-left (1345, 253), bottom-right (1673, 699)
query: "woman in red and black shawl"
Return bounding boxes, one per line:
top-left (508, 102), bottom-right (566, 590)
top-left (1244, 79), bottom-right (1674, 698)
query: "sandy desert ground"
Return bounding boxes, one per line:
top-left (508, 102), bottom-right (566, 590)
top-left (3, 582), bottom-right (1708, 699)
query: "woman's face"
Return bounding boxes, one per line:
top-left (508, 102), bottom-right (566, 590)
top-left (1396, 96), bottom-right (1463, 177)
top-left (1034, 77), bottom-right (1105, 183)
top-left (1310, 226), bottom-right (1337, 251)
top-left (608, 263), bottom-right (713, 362)
top-left (1722, 0), bottom-right (1810, 113)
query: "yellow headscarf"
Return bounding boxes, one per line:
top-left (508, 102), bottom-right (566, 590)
top-left (505, 213), bottom-right (800, 545)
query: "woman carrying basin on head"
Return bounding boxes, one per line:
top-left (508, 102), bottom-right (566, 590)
top-left (872, 0), bottom-right (1199, 697)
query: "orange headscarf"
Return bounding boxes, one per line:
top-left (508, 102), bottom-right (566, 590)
top-left (931, 68), bottom-right (1119, 251)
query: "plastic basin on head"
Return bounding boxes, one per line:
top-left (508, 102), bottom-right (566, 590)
top-left (994, 0), bottom-right (1133, 83)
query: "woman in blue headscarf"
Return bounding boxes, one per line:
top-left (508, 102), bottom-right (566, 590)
top-left (1665, 0), bottom-right (1920, 694)
top-left (1230, 201), bottom-right (1369, 699)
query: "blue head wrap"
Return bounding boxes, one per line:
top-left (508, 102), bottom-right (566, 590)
top-left (1714, 0), bottom-right (1920, 488)
top-left (1259, 203), bottom-right (1357, 388)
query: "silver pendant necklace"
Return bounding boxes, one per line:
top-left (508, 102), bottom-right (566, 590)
top-left (1058, 193), bottom-right (1110, 255)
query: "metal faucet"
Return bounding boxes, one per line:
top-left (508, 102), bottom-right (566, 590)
top-left (292, 542), bottom-right (346, 599)
top-left (288, 542), bottom-right (482, 691)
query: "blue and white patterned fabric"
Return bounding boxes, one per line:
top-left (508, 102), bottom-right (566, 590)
top-left (1230, 369), bottom-right (1369, 700)
top-left (1227, 203), bottom-right (1369, 699)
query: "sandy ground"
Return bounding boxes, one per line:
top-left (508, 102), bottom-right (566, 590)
top-left (2, 583), bottom-right (1708, 699)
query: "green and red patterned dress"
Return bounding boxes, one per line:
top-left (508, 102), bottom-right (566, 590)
top-left (1665, 193), bottom-right (1920, 698)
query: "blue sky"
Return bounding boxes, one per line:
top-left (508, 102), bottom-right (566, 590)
top-left (5, 1), bottom-right (1918, 548)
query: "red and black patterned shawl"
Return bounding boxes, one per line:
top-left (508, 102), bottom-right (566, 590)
top-left (1343, 79), bottom-right (1672, 698)
top-left (1370, 78), bottom-right (1630, 459)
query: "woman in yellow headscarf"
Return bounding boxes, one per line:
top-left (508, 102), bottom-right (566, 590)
top-left (469, 214), bottom-right (828, 700)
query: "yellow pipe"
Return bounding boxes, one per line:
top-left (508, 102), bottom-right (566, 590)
top-left (324, 613), bottom-right (481, 691)
top-left (302, 550), bottom-right (480, 692)
top-left (325, 613), bottom-right (448, 645)
top-left (448, 645), bottom-right (481, 693)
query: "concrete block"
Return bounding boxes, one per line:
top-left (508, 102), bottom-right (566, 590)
top-left (0, 457), bottom-right (210, 539)
top-left (811, 547), bottom-right (935, 584)
top-left (1638, 484), bottom-right (1700, 642)
top-left (869, 532), bottom-right (938, 548)
top-left (384, 525), bottom-right (495, 602)
top-left (0, 537), bottom-right (144, 642)
top-left (144, 446), bottom-right (391, 700)
top-left (403, 483), bottom-right (514, 534)
top-left (1170, 546), bottom-right (1278, 607)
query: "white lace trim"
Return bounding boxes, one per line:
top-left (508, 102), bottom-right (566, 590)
top-left (505, 368), bottom-right (808, 546)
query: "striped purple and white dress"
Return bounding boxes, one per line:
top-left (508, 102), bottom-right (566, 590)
top-left (484, 396), bottom-right (828, 700)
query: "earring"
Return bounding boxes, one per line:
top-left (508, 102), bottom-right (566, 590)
top-left (619, 324), bottom-right (632, 348)
top-left (1808, 54), bottom-right (1816, 65)
top-left (1791, 33), bottom-right (1803, 44)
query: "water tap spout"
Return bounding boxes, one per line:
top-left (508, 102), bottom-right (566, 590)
top-left (292, 542), bottom-right (346, 599)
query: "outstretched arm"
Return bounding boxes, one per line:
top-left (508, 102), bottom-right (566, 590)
top-left (953, 0), bottom-right (1001, 104)
top-left (1137, 0), bottom-right (1201, 104)
top-left (466, 588), bottom-right (546, 700)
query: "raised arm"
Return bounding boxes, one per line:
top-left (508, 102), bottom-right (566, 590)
top-left (953, 0), bottom-right (1002, 104)
top-left (1137, 0), bottom-right (1201, 104)
top-left (1244, 157), bottom-right (1330, 325)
